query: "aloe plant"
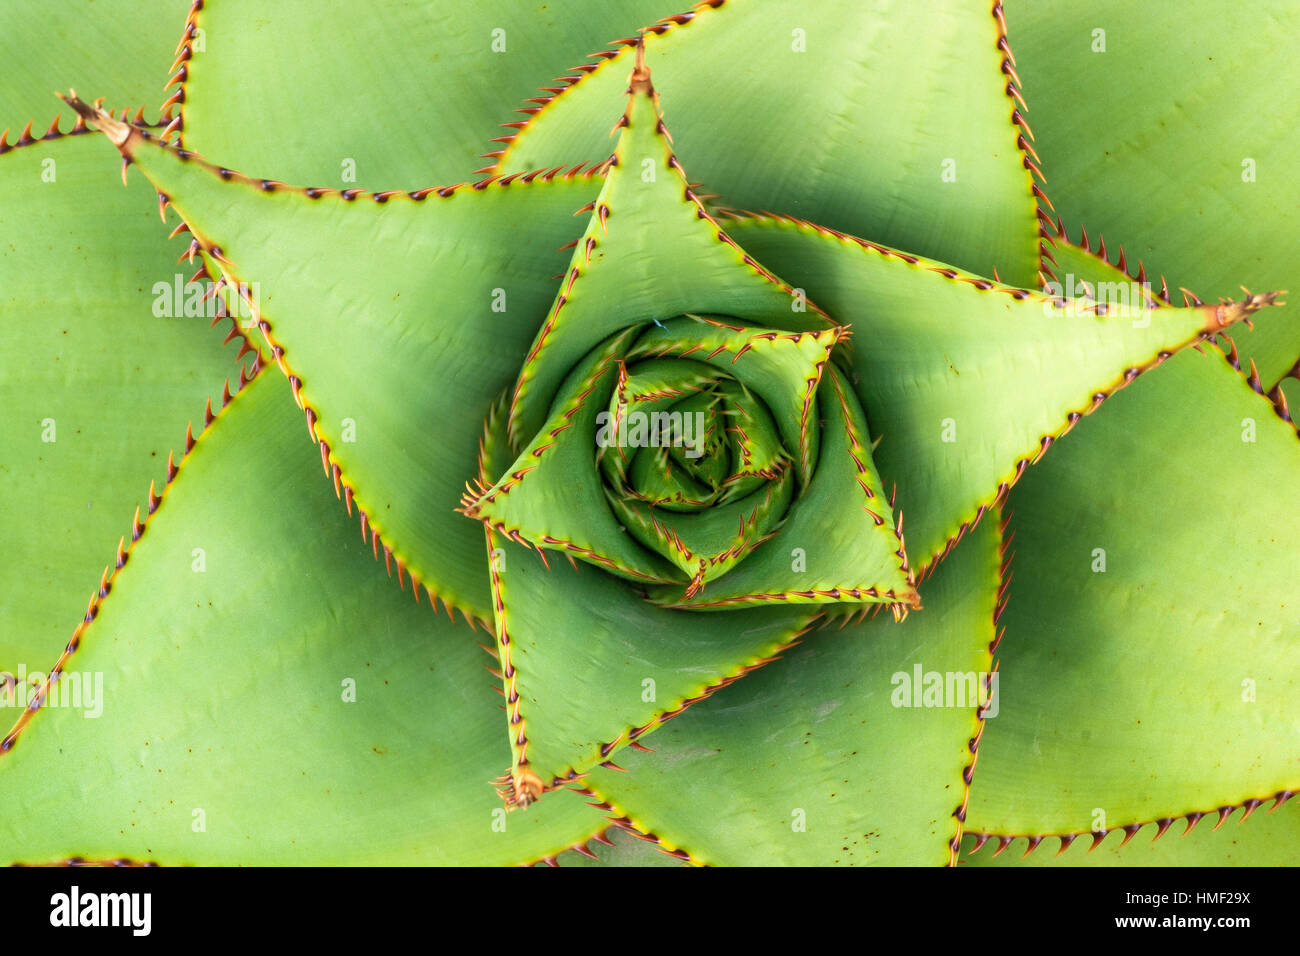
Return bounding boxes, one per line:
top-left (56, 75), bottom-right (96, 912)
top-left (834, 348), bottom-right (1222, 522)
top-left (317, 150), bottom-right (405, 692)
top-left (1, 0), bottom-right (1296, 867)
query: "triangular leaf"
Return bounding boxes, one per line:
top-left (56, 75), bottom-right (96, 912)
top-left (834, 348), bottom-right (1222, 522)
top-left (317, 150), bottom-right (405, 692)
top-left (485, 536), bottom-right (814, 806)
top-left (649, 366), bottom-right (915, 610)
top-left (0, 0), bottom-right (182, 129)
top-left (178, 0), bottom-right (682, 185)
top-left (581, 512), bottom-right (1003, 865)
top-left (466, 328), bottom-right (682, 585)
top-left (722, 212), bottom-right (1279, 573)
top-left (967, 350), bottom-right (1300, 836)
top-left (493, 0), bottom-right (1043, 285)
top-left (0, 132), bottom-right (241, 669)
top-left (61, 96), bottom-right (611, 621)
top-left (0, 370), bottom-right (607, 864)
top-left (1005, 0), bottom-right (1300, 383)
top-left (504, 55), bottom-right (827, 449)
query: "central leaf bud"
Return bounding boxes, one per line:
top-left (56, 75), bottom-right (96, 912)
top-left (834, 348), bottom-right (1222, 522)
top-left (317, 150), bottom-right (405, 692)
top-left (591, 325), bottom-right (801, 595)
top-left (463, 311), bottom-right (916, 614)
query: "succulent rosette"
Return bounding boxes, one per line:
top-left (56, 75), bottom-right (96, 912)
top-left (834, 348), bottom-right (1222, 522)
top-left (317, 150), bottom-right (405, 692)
top-left (1, 0), bottom-right (1297, 867)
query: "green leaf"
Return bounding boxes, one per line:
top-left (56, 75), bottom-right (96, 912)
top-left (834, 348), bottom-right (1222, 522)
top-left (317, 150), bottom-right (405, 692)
top-left (554, 826), bottom-right (687, 867)
top-left (580, 511), bottom-right (1003, 865)
top-left (603, 360), bottom-right (744, 508)
top-left (467, 328), bottom-right (683, 585)
top-left (627, 317), bottom-right (841, 487)
top-left (0, 133), bottom-right (240, 670)
top-left (468, 317), bottom-right (872, 595)
top-left (179, 0), bottom-right (682, 186)
top-left (63, 98), bottom-right (613, 621)
top-left (486, 523), bottom-right (814, 806)
top-left (962, 801), bottom-right (1300, 866)
top-left (966, 350), bottom-right (1300, 836)
top-left (702, 378), bottom-right (786, 493)
top-left (504, 67), bottom-right (826, 451)
top-left (467, 302), bottom-right (911, 611)
top-left (1280, 376), bottom-right (1300, 421)
top-left (1005, 0), bottom-right (1300, 383)
top-left (494, 0), bottom-right (1042, 285)
top-left (721, 212), bottom-right (1277, 573)
top-left (648, 366), bottom-right (915, 611)
top-left (0, 0), bottom-right (186, 129)
top-left (0, 369), bottom-right (606, 865)
top-left (609, 457), bottom-right (795, 588)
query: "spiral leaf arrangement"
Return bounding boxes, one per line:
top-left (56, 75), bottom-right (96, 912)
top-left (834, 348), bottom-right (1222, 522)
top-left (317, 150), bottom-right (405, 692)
top-left (1, 0), bottom-right (1296, 866)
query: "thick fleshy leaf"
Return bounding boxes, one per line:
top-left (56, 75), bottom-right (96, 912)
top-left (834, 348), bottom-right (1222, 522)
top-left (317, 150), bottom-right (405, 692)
top-left (627, 317), bottom-right (840, 485)
top-left (468, 318), bottom-right (862, 591)
top-left (606, 361), bottom-right (751, 508)
top-left (722, 212), bottom-right (1278, 572)
top-left (493, 0), bottom-right (1042, 285)
top-left (467, 328), bottom-right (683, 585)
top-left (179, 0), bottom-right (681, 185)
top-left (963, 801), bottom-right (1300, 867)
top-left (476, 366), bottom-right (817, 811)
top-left (0, 0), bottom-right (185, 129)
top-left (608, 383), bottom-right (797, 585)
top-left (610, 470), bottom-right (796, 586)
top-left (470, 304), bottom-right (910, 609)
top-left (0, 133), bottom-right (240, 670)
top-left (505, 64), bottom-right (825, 450)
top-left (966, 349), bottom-right (1300, 836)
top-left (704, 379), bottom-right (786, 491)
top-left (63, 97), bottom-right (614, 621)
top-left (598, 357), bottom-right (725, 504)
top-left (580, 512), bottom-right (1003, 865)
top-left (649, 366), bottom-right (915, 611)
top-left (486, 527), bottom-right (815, 807)
top-left (0, 370), bottom-right (606, 865)
top-left (1005, 0), bottom-right (1300, 383)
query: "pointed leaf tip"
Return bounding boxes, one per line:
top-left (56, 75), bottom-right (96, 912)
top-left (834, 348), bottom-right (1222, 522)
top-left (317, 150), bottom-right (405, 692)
top-left (630, 31), bottom-right (651, 92)
top-left (57, 90), bottom-right (131, 147)
top-left (1212, 290), bottom-right (1285, 330)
